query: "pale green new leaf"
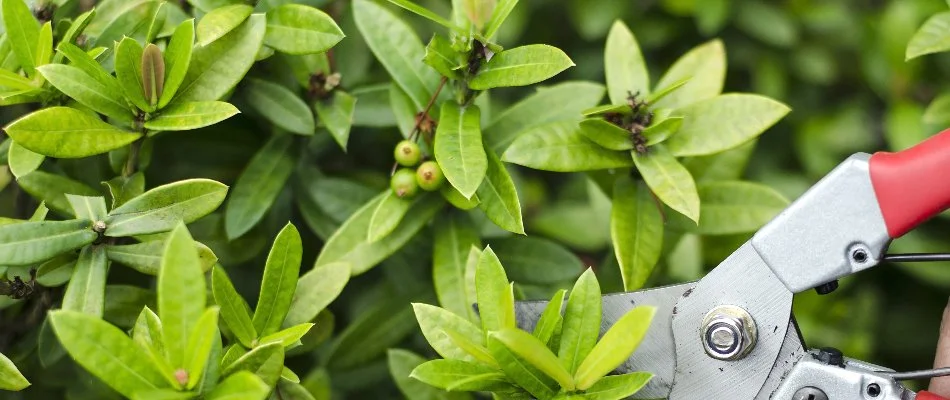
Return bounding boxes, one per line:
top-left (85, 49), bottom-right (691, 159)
top-left (104, 173), bottom-right (146, 209)
top-left (907, 11), bottom-right (950, 60)
top-left (574, 307), bottom-right (656, 390)
top-left (475, 246), bottom-right (515, 333)
top-left (666, 94), bottom-right (789, 157)
top-left (33, 21), bottom-right (51, 76)
top-left (484, 0), bottom-right (517, 39)
top-left (132, 306), bottom-right (170, 378)
top-left (144, 101), bottom-right (239, 131)
top-left (224, 134), bottom-right (295, 239)
top-left (558, 268), bottom-right (601, 374)
top-left (367, 192), bottom-right (412, 243)
top-left (56, 43), bottom-right (123, 96)
top-left (176, 14), bottom-right (265, 103)
top-left (487, 336), bottom-right (558, 399)
top-left (435, 102), bottom-right (486, 199)
top-left (696, 181), bottom-right (788, 235)
top-left (160, 18), bottom-right (196, 108)
top-left (0, 68), bottom-right (33, 91)
top-left (115, 37), bottom-right (150, 112)
top-left (197, 5), bottom-right (252, 46)
top-left (412, 303), bottom-right (484, 362)
top-left (633, 145), bottom-right (700, 223)
top-left (244, 78), bottom-right (314, 135)
top-left (8, 141), bottom-right (43, 179)
top-left (410, 358), bottom-right (499, 390)
top-left (469, 45), bottom-right (574, 90)
top-left (533, 289), bottom-right (566, 345)
top-left (502, 121), bottom-right (634, 172)
top-left (444, 328), bottom-right (497, 367)
top-left (54, 10), bottom-right (96, 64)
top-left (605, 20), bottom-right (648, 104)
top-left (313, 90), bottom-right (356, 150)
top-left (388, 349), bottom-right (470, 400)
top-left (578, 119), bottom-right (633, 151)
top-left (65, 195), bottom-right (107, 221)
top-left (476, 147), bottom-right (524, 234)
top-left (264, 4), bottom-right (344, 55)
top-left (0, 220), bottom-right (95, 265)
top-left (253, 223), bottom-right (302, 336)
top-left (105, 179), bottom-right (228, 237)
top-left (107, 240), bottom-right (217, 275)
top-left (212, 266), bottom-right (257, 348)
top-left (283, 262), bottom-right (350, 327)
top-left (2, 0), bottom-right (39, 77)
top-left (132, 390), bottom-right (195, 400)
top-left (206, 371), bottom-right (269, 400)
top-left (0, 352), bottom-right (29, 391)
top-left (424, 33), bottom-right (465, 79)
top-left (652, 40), bottom-right (725, 109)
top-left (35, 254), bottom-right (76, 287)
top-left (573, 372), bottom-right (653, 400)
top-left (433, 212), bottom-right (481, 321)
top-left (17, 171), bottom-right (99, 217)
top-left (159, 224), bottom-right (207, 368)
top-left (642, 116), bottom-right (682, 145)
top-left (388, 0), bottom-right (457, 29)
top-left (491, 328), bottom-right (574, 390)
top-left (259, 323), bottom-right (313, 347)
top-left (5, 107), bottom-right (142, 158)
top-left (222, 342), bottom-right (284, 388)
top-left (611, 178), bottom-right (663, 291)
top-left (924, 93), bottom-right (950, 125)
top-left (185, 307), bottom-right (220, 389)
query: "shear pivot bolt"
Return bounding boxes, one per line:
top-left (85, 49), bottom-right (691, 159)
top-left (792, 387), bottom-right (828, 400)
top-left (701, 305), bottom-right (757, 361)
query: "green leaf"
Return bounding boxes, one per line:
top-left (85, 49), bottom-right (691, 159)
top-left (574, 307), bottom-right (655, 390)
top-left (633, 145), bottom-right (700, 223)
top-left (8, 141), bottom-right (43, 179)
top-left (605, 20), bottom-right (648, 105)
top-left (907, 11), bottom-right (950, 60)
top-left (0, 351), bottom-right (29, 391)
top-left (611, 178), bottom-right (662, 291)
top-left (212, 266), bottom-right (257, 348)
top-left (558, 268), bottom-right (601, 374)
top-left (652, 39), bottom-right (725, 109)
top-left (695, 181), bottom-right (788, 235)
top-left (61, 245), bottom-right (108, 317)
top-left (104, 172), bottom-right (146, 210)
top-left (5, 107), bottom-right (142, 158)
top-left (0, 220), bottom-right (95, 265)
top-left (259, 323), bottom-right (313, 347)
top-left (925, 93), bottom-right (950, 126)
top-left (0, 66), bottom-right (34, 91)
top-left (284, 262), bottom-right (350, 327)
top-left (412, 303), bottom-right (484, 362)
top-left (443, 328), bottom-right (497, 367)
top-left (108, 239), bottom-right (217, 275)
top-left (327, 295), bottom-right (417, 370)
top-left (66, 195), bottom-right (107, 221)
top-left (115, 37), bottom-right (151, 112)
top-left (222, 342), bottom-right (285, 387)
top-left (106, 179), bottom-right (229, 237)
top-left (2, 0), bottom-right (39, 77)
top-left (176, 13), bottom-right (265, 103)
top-left (367, 192), bottom-right (413, 243)
top-left (159, 224), bottom-right (207, 368)
top-left (56, 43), bottom-right (124, 96)
top-left (642, 116), bottom-right (682, 145)
top-left (197, 5), bottom-right (252, 46)
top-left (435, 102), bottom-right (487, 199)
top-left (387, 0), bottom-right (457, 29)
top-left (253, 223), bottom-right (302, 336)
top-left (476, 147), bottom-right (524, 234)
top-left (354, 0), bottom-right (441, 110)
top-left (36, 254), bottom-right (77, 287)
top-left (160, 18), bottom-right (195, 108)
top-left (315, 192), bottom-right (444, 275)
top-left (17, 171), bottom-right (99, 217)
top-left (484, 0), bottom-right (517, 39)
top-left (475, 246), bottom-right (515, 333)
top-left (487, 237), bottom-right (582, 285)
top-left (224, 134), bottom-right (295, 239)
top-left (578, 119), bottom-right (633, 151)
top-left (487, 336), bottom-right (558, 399)
top-left (424, 33), bottom-right (465, 79)
top-left (409, 358), bottom-right (499, 390)
top-left (33, 21), bottom-right (51, 69)
top-left (50, 310), bottom-right (166, 398)
top-left (502, 121), bottom-right (634, 172)
top-left (388, 349), bottom-right (469, 400)
top-left (244, 78), bottom-right (314, 135)
top-left (132, 390), bottom-right (196, 400)
top-left (206, 371), bottom-right (270, 400)
top-left (533, 289), bottom-right (566, 345)
top-left (185, 307), bottom-right (220, 389)
top-left (313, 90), bottom-right (357, 150)
top-left (491, 328), bottom-right (574, 390)
top-left (441, 185), bottom-right (480, 210)
top-left (142, 44), bottom-right (165, 107)
top-left (484, 81), bottom-right (606, 151)
top-left (132, 306), bottom-right (173, 382)
top-left (469, 45), bottom-right (574, 90)
top-left (433, 212), bottom-right (481, 321)
top-left (666, 94), bottom-right (789, 157)
top-left (572, 372), bottom-right (652, 400)
top-left (144, 101), bottom-right (239, 131)
top-left (264, 4), bottom-right (344, 55)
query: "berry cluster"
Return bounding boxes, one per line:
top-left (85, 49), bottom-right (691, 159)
top-left (391, 140), bottom-right (445, 198)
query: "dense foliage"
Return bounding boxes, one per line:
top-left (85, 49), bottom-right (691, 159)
top-left (0, 0), bottom-right (949, 398)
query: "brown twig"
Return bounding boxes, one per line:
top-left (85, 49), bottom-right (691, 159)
top-left (390, 77), bottom-right (448, 176)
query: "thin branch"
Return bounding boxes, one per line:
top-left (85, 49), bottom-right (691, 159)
top-left (391, 77), bottom-right (449, 176)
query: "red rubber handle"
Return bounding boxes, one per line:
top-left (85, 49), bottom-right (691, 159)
top-left (918, 391), bottom-right (950, 400)
top-left (869, 128), bottom-right (950, 238)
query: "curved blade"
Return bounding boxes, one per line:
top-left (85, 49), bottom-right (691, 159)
top-left (514, 282), bottom-right (695, 399)
top-left (755, 318), bottom-right (807, 399)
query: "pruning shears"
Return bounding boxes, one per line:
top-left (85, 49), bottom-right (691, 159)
top-left (514, 129), bottom-right (950, 399)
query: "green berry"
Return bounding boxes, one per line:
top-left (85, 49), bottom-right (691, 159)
top-left (416, 161), bottom-right (445, 191)
top-left (394, 140), bottom-right (422, 166)
top-left (391, 168), bottom-right (419, 198)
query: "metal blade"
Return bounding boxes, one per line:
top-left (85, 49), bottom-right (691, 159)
top-left (514, 282), bottom-right (695, 399)
top-left (755, 318), bottom-right (807, 399)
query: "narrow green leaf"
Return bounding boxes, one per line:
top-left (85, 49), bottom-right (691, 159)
top-left (558, 268), bottom-right (601, 374)
top-left (283, 262), bottom-right (350, 327)
top-left (8, 141), bottom-right (43, 179)
top-left (159, 224), bottom-right (207, 368)
top-left (441, 184), bottom-right (480, 210)
top-left (443, 328), bottom-right (497, 367)
top-left (132, 306), bottom-right (174, 384)
top-left (475, 246), bottom-right (515, 332)
top-left (159, 18), bottom-right (195, 108)
top-left (0, 67), bottom-right (34, 90)
top-left (666, 94), bottom-right (789, 157)
top-left (387, 0), bottom-right (457, 29)
top-left (483, 0), bottom-right (517, 39)
top-left (253, 223), bottom-right (302, 336)
top-left (487, 237), bottom-right (582, 285)
top-left (367, 192), bottom-right (413, 243)
top-left (476, 147), bottom-right (524, 234)
top-left (144, 1), bottom-right (167, 44)
top-left (5, 107), bottom-right (142, 158)
top-left (413, 303), bottom-right (484, 362)
top-left (115, 37), bottom-right (151, 112)
top-left (605, 20), bottom-right (649, 104)
top-left (196, 327), bottom-right (223, 395)
top-left (197, 5), bottom-right (252, 46)
top-left (142, 44), bottom-right (165, 107)
top-left (435, 102), bottom-right (486, 199)
top-left (652, 39), bottom-right (725, 109)
top-left (144, 101), bottom-right (239, 131)
top-left (206, 371), bottom-right (269, 400)
top-left (502, 121), bottom-right (634, 172)
top-left (645, 78), bottom-right (690, 105)
top-left (0, 352), bottom-right (29, 391)
top-left (54, 10), bottom-right (96, 64)
top-left (105, 179), bottom-right (229, 237)
top-left (632, 145), bottom-right (700, 223)
top-left (469, 45), bottom-right (574, 90)
top-left (574, 307), bottom-right (656, 390)
top-left (17, 171), bottom-right (99, 217)
top-left (424, 33), bottom-right (465, 79)
top-left (259, 323), bottom-right (313, 348)
top-left (35, 254), bottom-right (77, 287)
top-left (433, 212), bottom-right (481, 321)
top-left (327, 296), bottom-right (417, 370)
top-left (104, 172), bottom-right (146, 209)
top-left (33, 21), bottom-right (52, 70)
top-left (186, 307), bottom-right (220, 389)
top-left (211, 266), bottom-right (257, 348)
top-left (107, 239), bottom-right (217, 275)
top-left (39, 63), bottom-right (133, 122)
top-left (244, 78), bottom-right (314, 135)
top-left (389, 349), bottom-right (469, 400)
top-left (56, 43), bottom-right (123, 96)
top-left (611, 178), bottom-right (662, 291)
top-left (907, 11), bottom-right (950, 60)
top-left (533, 289), bottom-right (566, 345)
top-left (2, 0), bottom-right (39, 77)
top-left (0, 220), bottom-right (96, 265)
top-left (578, 119), bottom-right (633, 151)
top-left (487, 336), bottom-right (558, 399)
top-left (572, 372), bottom-right (653, 400)
top-left (222, 342), bottom-right (285, 388)
top-left (224, 134), bottom-right (295, 239)
top-left (175, 14), bottom-right (265, 103)
top-left (695, 181), bottom-right (788, 235)
top-left (264, 4), bottom-right (345, 55)
top-left (132, 390), bottom-right (195, 400)
top-left (313, 90), bottom-right (356, 150)
top-left (50, 310), bottom-right (166, 398)
top-left (642, 116), bottom-right (682, 146)
top-left (491, 328), bottom-right (575, 390)
top-left (65, 195), bottom-right (107, 223)
top-left (409, 358), bottom-right (499, 391)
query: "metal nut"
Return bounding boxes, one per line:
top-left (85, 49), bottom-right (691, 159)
top-left (701, 305), bottom-right (757, 361)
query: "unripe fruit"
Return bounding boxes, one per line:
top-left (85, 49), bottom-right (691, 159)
top-left (394, 140), bottom-right (422, 166)
top-left (391, 168), bottom-right (419, 198)
top-left (416, 161), bottom-right (445, 191)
